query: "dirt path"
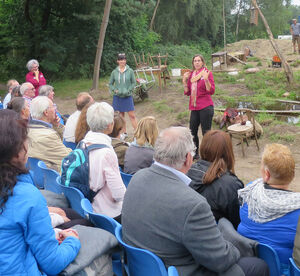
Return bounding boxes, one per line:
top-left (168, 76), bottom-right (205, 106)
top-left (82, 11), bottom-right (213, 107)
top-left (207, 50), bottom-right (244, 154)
top-left (55, 80), bottom-right (300, 191)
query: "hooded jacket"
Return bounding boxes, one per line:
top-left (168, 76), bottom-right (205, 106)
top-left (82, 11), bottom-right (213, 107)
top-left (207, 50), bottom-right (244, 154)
top-left (187, 159), bottom-right (243, 229)
top-left (109, 65), bottom-right (136, 98)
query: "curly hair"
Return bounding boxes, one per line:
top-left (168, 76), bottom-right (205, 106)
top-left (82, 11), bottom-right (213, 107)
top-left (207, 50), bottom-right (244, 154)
top-left (0, 110), bottom-right (28, 213)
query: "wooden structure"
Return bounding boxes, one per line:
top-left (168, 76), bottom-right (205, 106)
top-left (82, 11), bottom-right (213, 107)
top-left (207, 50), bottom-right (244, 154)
top-left (211, 51), bottom-right (227, 71)
top-left (133, 53), bottom-right (170, 92)
top-left (227, 109), bottom-right (259, 157)
top-left (250, 7), bottom-right (258, 25)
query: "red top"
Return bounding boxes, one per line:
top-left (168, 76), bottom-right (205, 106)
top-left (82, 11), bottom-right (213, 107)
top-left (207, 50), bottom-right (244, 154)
top-left (26, 71), bottom-right (47, 97)
top-left (184, 67), bottom-right (215, 111)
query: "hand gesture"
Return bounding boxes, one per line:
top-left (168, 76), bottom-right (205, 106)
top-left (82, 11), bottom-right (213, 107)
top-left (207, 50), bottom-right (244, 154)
top-left (58, 229), bottom-right (79, 243)
top-left (48, 207), bottom-right (67, 217)
top-left (202, 69), bottom-right (209, 80)
top-left (182, 71), bottom-right (191, 85)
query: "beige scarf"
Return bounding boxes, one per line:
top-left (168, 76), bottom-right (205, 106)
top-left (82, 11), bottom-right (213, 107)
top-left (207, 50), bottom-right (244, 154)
top-left (190, 70), bottom-right (204, 107)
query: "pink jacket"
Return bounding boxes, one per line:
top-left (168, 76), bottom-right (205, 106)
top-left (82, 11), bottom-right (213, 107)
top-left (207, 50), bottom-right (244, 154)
top-left (83, 131), bottom-right (126, 218)
top-left (184, 67), bottom-right (215, 111)
top-left (26, 71), bottom-right (47, 97)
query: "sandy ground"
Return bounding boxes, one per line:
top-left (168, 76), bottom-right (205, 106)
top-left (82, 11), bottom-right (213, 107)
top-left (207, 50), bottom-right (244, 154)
top-left (55, 78), bottom-right (300, 192)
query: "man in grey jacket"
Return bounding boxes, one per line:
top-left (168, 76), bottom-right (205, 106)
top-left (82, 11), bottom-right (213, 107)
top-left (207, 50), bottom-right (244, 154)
top-left (122, 127), bottom-right (268, 276)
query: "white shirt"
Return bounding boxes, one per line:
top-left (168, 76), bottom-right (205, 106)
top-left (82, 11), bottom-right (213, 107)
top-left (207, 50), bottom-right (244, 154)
top-left (83, 131), bottom-right (126, 218)
top-left (3, 93), bottom-right (11, 109)
top-left (63, 110), bottom-right (81, 142)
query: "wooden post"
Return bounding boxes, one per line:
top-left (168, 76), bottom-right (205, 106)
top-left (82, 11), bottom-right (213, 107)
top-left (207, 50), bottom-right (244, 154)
top-left (223, 0), bottom-right (226, 52)
top-left (251, 0), bottom-right (293, 85)
top-left (150, 0), bottom-right (160, 31)
top-left (92, 0), bottom-right (112, 91)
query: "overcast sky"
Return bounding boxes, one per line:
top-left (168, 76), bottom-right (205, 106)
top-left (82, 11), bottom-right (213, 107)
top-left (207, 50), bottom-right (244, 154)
top-left (292, 0), bottom-right (300, 5)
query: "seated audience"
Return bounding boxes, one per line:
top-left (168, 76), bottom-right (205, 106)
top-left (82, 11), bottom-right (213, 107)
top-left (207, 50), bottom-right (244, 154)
top-left (109, 113), bottom-right (129, 169)
top-left (28, 96), bottom-right (71, 172)
top-left (20, 82), bottom-right (35, 105)
top-left (293, 217), bottom-right (300, 268)
top-left (122, 126), bottom-right (268, 276)
top-left (7, 97), bottom-right (30, 120)
top-left (124, 116), bottom-right (158, 174)
top-left (188, 130), bottom-right (243, 229)
top-left (75, 101), bottom-right (93, 143)
top-left (238, 143), bottom-right (300, 274)
top-left (0, 109), bottom-right (80, 275)
top-left (11, 85), bottom-right (22, 98)
top-left (39, 85), bottom-right (64, 125)
top-left (82, 102), bottom-right (126, 221)
top-left (64, 92), bottom-right (93, 143)
top-left (3, 79), bottom-right (19, 108)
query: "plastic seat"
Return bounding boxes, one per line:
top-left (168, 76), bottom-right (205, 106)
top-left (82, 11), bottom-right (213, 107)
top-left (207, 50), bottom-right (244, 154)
top-left (81, 198), bottom-right (121, 234)
top-left (120, 171), bottom-right (133, 188)
top-left (26, 157), bottom-right (46, 188)
top-left (290, 258), bottom-right (300, 276)
top-left (115, 225), bottom-right (179, 276)
top-left (256, 243), bottom-right (281, 276)
top-left (58, 179), bottom-right (86, 217)
top-left (38, 161), bottom-right (62, 194)
top-left (63, 139), bottom-right (77, 150)
top-left (81, 198), bottom-right (122, 276)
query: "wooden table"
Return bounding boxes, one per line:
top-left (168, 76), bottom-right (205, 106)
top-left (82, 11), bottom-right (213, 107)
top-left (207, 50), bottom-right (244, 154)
top-left (211, 51), bottom-right (227, 71)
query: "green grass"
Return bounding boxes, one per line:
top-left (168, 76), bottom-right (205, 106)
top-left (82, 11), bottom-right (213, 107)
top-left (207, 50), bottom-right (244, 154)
top-left (269, 133), bottom-right (295, 143)
top-left (247, 57), bottom-right (261, 62)
top-left (50, 77), bottom-right (110, 99)
top-left (152, 100), bottom-right (174, 113)
top-left (256, 113), bottom-right (275, 125)
top-left (176, 110), bottom-right (189, 120)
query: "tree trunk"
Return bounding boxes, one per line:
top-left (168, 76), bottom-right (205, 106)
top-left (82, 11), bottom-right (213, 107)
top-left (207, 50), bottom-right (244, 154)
top-left (150, 0), bottom-right (160, 31)
top-left (223, 0), bottom-right (226, 52)
top-left (92, 0), bottom-right (112, 91)
top-left (235, 0), bottom-right (242, 40)
top-left (251, 0), bottom-right (294, 85)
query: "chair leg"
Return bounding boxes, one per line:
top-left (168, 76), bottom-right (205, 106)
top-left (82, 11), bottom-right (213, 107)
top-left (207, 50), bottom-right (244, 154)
top-left (241, 137), bottom-right (245, 157)
top-left (245, 136), bottom-right (249, 147)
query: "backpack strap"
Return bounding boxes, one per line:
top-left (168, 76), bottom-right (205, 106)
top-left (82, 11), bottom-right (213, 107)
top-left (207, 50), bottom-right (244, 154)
top-left (86, 144), bottom-right (109, 152)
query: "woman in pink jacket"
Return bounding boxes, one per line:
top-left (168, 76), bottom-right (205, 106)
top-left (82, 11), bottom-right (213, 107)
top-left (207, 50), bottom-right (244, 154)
top-left (183, 54), bottom-right (215, 160)
top-left (25, 59), bottom-right (47, 97)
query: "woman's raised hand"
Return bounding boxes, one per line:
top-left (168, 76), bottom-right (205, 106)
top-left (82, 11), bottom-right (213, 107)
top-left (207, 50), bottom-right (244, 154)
top-left (202, 69), bottom-right (209, 80)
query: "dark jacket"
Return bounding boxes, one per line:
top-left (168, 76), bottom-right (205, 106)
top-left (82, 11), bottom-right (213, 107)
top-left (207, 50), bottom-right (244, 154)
top-left (111, 138), bottom-right (129, 169)
top-left (187, 160), bottom-right (243, 229)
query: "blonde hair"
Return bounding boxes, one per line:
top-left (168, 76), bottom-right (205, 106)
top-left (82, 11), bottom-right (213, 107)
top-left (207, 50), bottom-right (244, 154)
top-left (262, 143), bottom-right (295, 183)
top-left (134, 116), bottom-right (158, 147)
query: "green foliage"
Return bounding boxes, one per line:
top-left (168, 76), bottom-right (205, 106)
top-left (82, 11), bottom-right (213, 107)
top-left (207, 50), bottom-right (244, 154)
top-left (257, 113), bottom-right (275, 125)
top-left (152, 100), bottom-right (174, 113)
top-left (176, 110), bottom-right (189, 120)
top-left (269, 133), bottom-right (295, 142)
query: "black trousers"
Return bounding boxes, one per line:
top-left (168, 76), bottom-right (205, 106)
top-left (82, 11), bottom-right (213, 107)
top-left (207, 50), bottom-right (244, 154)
top-left (189, 105), bottom-right (214, 155)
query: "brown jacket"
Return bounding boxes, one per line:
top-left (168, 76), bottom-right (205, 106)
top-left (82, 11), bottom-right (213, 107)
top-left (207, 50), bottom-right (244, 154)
top-left (111, 138), bottom-right (129, 169)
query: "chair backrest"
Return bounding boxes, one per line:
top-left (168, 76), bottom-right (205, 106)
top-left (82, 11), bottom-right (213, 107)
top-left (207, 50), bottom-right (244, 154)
top-left (115, 225), bottom-right (169, 276)
top-left (58, 180), bottom-right (86, 217)
top-left (120, 171), bottom-right (133, 188)
top-left (38, 161), bottom-right (62, 194)
top-left (63, 139), bottom-right (77, 150)
top-left (290, 258), bottom-right (300, 276)
top-left (81, 198), bottom-right (121, 235)
top-left (26, 157), bottom-right (46, 188)
top-left (257, 243), bottom-right (281, 276)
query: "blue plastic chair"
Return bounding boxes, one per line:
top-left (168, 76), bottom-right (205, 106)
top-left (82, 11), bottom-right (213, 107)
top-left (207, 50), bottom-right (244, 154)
top-left (120, 171), bottom-right (133, 188)
top-left (26, 157), bottom-right (46, 188)
top-left (81, 198), bottom-right (122, 276)
top-left (38, 161), bottom-right (62, 194)
top-left (63, 139), bottom-right (77, 150)
top-left (290, 258), bottom-right (300, 276)
top-left (58, 180), bottom-right (86, 218)
top-left (0, 102), bottom-right (3, 109)
top-left (115, 225), bottom-right (179, 276)
top-left (256, 243), bottom-right (281, 276)
top-left (81, 198), bottom-right (121, 234)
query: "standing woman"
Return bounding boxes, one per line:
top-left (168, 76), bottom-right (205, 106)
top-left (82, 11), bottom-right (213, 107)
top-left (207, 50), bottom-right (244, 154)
top-left (109, 53), bottom-right (137, 131)
top-left (26, 59), bottom-right (47, 97)
top-left (183, 54), bottom-right (215, 159)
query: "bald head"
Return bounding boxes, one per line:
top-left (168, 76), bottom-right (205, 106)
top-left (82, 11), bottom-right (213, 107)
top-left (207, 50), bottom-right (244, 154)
top-left (154, 127), bottom-right (195, 169)
top-left (76, 92), bottom-right (93, 111)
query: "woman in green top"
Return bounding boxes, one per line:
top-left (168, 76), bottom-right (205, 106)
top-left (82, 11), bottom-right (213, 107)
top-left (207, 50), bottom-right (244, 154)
top-left (109, 53), bottom-right (137, 131)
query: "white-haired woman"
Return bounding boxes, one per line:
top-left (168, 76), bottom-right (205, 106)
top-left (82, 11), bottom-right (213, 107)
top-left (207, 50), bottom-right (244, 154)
top-left (26, 59), bottom-right (47, 97)
top-left (83, 102), bottom-right (126, 222)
